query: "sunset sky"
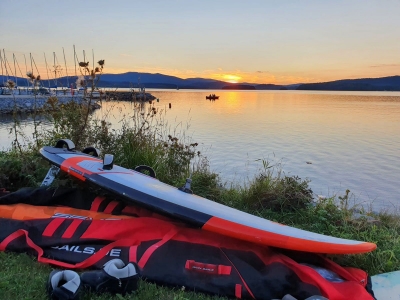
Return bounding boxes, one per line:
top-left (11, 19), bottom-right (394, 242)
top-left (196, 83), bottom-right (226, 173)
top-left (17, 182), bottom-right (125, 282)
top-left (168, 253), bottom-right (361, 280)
top-left (1, 0), bottom-right (400, 85)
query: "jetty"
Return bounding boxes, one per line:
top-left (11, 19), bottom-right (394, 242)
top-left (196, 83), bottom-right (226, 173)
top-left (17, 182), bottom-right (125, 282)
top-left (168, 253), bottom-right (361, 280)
top-left (0, 88), bottom-right (157, 114)
top-left (105, 90), bottom-right (156, 102)
top-left (0, 93), bottom-right (100, 114)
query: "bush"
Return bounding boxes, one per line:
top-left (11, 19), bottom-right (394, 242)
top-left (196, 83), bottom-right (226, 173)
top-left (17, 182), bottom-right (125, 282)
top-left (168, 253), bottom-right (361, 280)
top-left (0, 150), bottom-right (49, 191)
top-left (243, 172), bottom-right (314, 213)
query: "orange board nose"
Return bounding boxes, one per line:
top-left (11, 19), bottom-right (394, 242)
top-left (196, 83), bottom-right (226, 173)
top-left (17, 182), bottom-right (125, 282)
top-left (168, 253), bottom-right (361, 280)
top-left (202, 216), bottom-right (377, 254)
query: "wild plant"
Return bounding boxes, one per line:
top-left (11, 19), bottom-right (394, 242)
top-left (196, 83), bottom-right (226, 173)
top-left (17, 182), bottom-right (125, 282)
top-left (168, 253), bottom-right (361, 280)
top-left (4, 80), bottom-right (22, 152)
top-left (338, 188), bottom-right (351, 210)
top-left (74, 59), bottom-right (105, 147)
top-left (87, 101), bottom-right (202, 185)
top-left (241, 159), bottom-right (314, 213)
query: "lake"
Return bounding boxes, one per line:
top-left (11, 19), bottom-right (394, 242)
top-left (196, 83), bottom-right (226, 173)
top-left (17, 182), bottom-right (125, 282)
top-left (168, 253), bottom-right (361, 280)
top-left (1, 89), bottom-right (399, 211)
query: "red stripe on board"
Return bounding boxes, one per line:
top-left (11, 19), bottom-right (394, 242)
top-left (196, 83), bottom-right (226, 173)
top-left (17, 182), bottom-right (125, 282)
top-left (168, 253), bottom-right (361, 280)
top-left (60, 156), bottom-right (99, 181)
top-left (104, 201), bottom-right (119, 214)
top-left (202, 217), bottom-right (376, 254)
top-left (90, 196), bottom-right (106, 212)
top-left (43, 218), bottom-right (65, 237)
top-left (96, 171), bottom-right (134, 175)
top-left (60, 157), bottom-right (135, 181)
top-left (62, 219), bottom-right (83, 239)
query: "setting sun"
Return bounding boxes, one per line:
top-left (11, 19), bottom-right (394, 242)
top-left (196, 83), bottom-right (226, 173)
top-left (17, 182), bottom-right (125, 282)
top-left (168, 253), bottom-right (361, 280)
top-left (222, 74), bottom-right (241, 83)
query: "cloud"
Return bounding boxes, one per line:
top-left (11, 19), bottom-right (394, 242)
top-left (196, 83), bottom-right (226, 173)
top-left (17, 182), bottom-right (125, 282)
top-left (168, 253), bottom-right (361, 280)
top-left (369, 64), bottom-right (400, 68)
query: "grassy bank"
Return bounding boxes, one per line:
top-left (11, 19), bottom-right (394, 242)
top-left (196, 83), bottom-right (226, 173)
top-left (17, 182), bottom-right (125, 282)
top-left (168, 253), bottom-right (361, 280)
top-left (0, 80), bottom-right (399, 299)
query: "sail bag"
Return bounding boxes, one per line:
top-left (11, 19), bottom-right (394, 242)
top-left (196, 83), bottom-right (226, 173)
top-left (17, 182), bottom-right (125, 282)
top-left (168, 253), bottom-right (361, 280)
top-left (0, 187), bottom-right (375, 300)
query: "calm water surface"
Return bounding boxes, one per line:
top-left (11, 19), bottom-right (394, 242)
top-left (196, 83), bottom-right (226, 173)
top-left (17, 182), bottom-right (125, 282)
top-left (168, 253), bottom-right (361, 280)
top-left (1, 90), bottom-right (399, 211)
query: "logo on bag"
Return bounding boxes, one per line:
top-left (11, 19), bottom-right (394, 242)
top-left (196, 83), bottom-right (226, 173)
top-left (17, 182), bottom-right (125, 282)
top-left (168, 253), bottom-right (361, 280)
top-left (52, 213), bottom-right (92, 220)
top-left (51, 245), bottom-right (122, 257)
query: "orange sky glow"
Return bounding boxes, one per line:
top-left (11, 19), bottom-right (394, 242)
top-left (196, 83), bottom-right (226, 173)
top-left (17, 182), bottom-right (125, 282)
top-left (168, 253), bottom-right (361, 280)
top-left (2, 1), bottom-right (400, 86)
top-left (6, 62), bottom-right (400, 86)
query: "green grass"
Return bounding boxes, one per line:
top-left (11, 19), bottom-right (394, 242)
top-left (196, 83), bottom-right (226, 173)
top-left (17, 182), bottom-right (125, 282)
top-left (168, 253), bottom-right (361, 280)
top-left (0, 86), bottom-right (399, 299)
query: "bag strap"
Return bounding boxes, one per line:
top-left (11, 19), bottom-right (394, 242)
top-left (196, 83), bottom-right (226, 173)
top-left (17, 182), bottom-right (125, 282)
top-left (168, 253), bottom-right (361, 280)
top-left (219, 247), bottom-right (255, 299)
top-left (90, 196), bottom-right (106, 212)
top-left (137, 229), bottom-right (177, 269)
top-left (0, 229), bottom-right (138, 269)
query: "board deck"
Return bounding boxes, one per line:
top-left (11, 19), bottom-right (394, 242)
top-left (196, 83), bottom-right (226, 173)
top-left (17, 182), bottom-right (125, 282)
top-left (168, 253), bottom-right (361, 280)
top-left (40, 145), bottom-right (377, 254)
top-left (372, 270), bottom-right (400, 300)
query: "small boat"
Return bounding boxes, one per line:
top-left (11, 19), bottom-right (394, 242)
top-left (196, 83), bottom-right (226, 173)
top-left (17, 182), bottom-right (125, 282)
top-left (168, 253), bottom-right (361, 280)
top-left (206, 94), bottom-right (219, 100)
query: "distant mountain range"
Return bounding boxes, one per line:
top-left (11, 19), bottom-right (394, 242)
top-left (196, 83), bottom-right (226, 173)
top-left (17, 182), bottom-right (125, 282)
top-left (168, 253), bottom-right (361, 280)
top-left (297, 76), bottom-right (400, 91)
top-left (1, 73), bottom-right (400, 91)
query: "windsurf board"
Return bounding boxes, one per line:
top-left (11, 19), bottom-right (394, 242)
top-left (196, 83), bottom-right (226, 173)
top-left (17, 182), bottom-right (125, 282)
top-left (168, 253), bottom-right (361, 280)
top-left (372, 270), bottom-right (400, 300)
top-left (39, 142), bottom-right (377, 254)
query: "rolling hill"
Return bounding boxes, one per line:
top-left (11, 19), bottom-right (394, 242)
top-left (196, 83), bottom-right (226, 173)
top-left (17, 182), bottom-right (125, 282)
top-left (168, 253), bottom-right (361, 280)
top-left (297, 76), bottom-right (400, 91)
top-left (1, 73), bottom-right (400, 91)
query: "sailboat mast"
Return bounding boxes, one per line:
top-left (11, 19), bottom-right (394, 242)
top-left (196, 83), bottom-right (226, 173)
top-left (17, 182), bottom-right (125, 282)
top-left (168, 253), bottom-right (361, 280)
top-left (73, 45), bottom-right (77, 78)
top-left (53, 52), bottom-right (57, 88)
top-left (2, 49), bottom-right (9, 81)
top-left (63, 47), bottom-right (69, 88)
top-left (44, 52), bottom-right (51, 88)
top-left (14, 55), bottom-right (26, 86)
top-left (0, 51), bottom-right (4, 85)
top-left (23, 54), bottom-right (29, 88)
top-left (83, 49), bottom-right (87, 76)
top-left (30, 53), bottom-right (33, 88)
top-left (13, 53), bottom-right (17, 87)
top-left (31, 56), bottom-right (40, 78)
top-left (30, 54), bottom-right (41, 89)
top-left (30, 53), bottom-right (42, 88)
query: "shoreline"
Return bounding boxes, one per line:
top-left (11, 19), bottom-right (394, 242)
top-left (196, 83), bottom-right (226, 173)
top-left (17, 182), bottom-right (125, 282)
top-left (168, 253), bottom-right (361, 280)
top-left (105, 90), bottom-right (156, 101)
top-left (0, 90), bottom-right (156, 114)
top-left (0, 94), bottom-right (100, 114)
